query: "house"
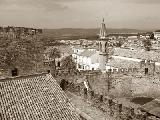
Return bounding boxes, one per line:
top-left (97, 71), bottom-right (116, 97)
top-left (107, 47), bottom-right (160, 74)
top-left (72, 19), bottom-right (110, 71)
top-left (0, 73), bottom-right (81, 120)
top-left (127, 35), bottom-right (138, 39)
top-left (72, 46), bottom-right (85, 62)
top-left (154, 30), bottom-right (160, 40)
top-left (76, 49), bottom-right (99, 70)
top-left (43, 46), bottom-right (73, 70)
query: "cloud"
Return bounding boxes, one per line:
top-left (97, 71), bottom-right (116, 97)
top-left (0, 0), bottom-right (160, 29)
top-left (115, 0), bottom-right (160, 4)
top-left (0, 0), bottom-right (6, 4)
top-left (0, 0), bottom-right (69, 12)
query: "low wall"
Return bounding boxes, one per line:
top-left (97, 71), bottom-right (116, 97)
top-left (66, 81), bottom-right (160, 120)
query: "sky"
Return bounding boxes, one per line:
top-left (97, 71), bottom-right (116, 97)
top-left (0, 0), bottom-right (160, 30)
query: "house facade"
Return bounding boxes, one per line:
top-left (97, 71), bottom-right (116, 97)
top-left (154, 31), bottom-right (160, 40)
top-left (72, 48), bottom-right (99, 70)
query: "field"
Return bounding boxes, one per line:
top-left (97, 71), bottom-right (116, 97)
top-left (43, 28), bottom-right (147, 40)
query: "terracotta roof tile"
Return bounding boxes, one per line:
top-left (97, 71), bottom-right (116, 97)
top-left (0, 73), bottom-right (81, 120)
top-left (80, 50), bottom-right (97, 57)
top-left (113, 48), bottom-right (160, 62)
top-left (107, 58), bottom-right (140, 68)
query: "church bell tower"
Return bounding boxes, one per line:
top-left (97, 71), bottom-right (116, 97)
top-left (98, 18), bottom-right (109, 71)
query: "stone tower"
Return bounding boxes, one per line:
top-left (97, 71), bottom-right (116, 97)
top-left (98, 19), bottom-right (109, 71)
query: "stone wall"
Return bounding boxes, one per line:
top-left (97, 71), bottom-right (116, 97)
top-left (132, 76), bottom-right (160, 98)
top-left (58, 69), bottom-right (160, 119)
top-left (66, 81), bottom-right (160, 119)
top-left (61, 69), bottom-right (160, 98)
top-left (111, 72), bottom-right (160, 98)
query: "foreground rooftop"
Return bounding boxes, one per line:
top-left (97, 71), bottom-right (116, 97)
top-left (0, 73), bottom-right (81, 120)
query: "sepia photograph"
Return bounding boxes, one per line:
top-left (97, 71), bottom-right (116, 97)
top-left (0, 0), bottom-right (160, 119)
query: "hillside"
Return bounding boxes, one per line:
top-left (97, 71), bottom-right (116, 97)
top-left (43, 28), bottom-right (148, 40)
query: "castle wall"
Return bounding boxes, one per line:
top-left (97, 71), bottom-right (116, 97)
top-left (131, 76), bottom-right (160, 98)
top-left (66, 77), bottom-right (160, 119)
top-left (112, 69), bottom-right (160, 98)
top-left (76, 67), bottom-right (160, 99)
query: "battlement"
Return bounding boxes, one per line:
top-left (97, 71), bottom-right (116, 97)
top-left (0, 26), bottom-right (43, 39)
top-left (140, 59), bottom-right (156, 65)
top-left (106, 67), bottom-right (138, 75)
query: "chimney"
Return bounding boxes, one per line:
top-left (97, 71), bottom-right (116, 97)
top-left (11, 68), bottom-right (18, 77)
top-left (47, 70), bottom-right (50, 73)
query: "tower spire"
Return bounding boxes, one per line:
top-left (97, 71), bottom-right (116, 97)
top-left (99, 18), bottom-right (107, 39)
top-left (98, 18), bottom-right (109, 71)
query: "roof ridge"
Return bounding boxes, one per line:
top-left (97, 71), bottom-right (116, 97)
top-left (0, 72), bottom-right (49, 82)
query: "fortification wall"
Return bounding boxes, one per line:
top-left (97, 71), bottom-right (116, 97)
top-left (131, 76), bottom-right (160, 98)
top-left (111, 67), bottom-right (160, 98)
top-left (65, 80), bottom-right (160, 119)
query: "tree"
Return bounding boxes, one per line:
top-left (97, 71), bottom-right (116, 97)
top-left (150, 33), bottom-right (154, 39)
top-left (60, 55), bottom-right (76, 74)
top-left (143, 39), bottom-right (152, 51)
top-left (49, 48), bottom-right (61, 59)
top-left (116, 39), bottom-right (124, 47)
top-left (0, 36), bottom-right (45, 74)
top-left (48, 48), bottom-right (61, 70)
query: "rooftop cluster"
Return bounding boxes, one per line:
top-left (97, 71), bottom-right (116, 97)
top-left (113, 48), bottom-right (160, 62)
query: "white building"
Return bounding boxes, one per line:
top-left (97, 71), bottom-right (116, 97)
top-left (72, 19), bottom-right (109, 71)
top-left (71, 20), bottom-right (160, 73)
top-left (154, 31), bottom-right (160, 40)
top-left (76, 49), bottom-right (99, 70)
top-left (72, 45), bottom-right (100, 70)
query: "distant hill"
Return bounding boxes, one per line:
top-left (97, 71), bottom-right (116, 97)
top-left (43, 28), bottom-right (148, 40)
top-left (155, 30), bottom-right (160, 32)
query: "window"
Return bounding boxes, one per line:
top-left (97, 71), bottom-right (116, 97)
top-left (12, 68), bottom-right (18, 77)
top-left (105, 42), bottom-right (107, 52)
top-left (57, 62), bottom-right (60, 67)
top-left (145, 68), bottom-right (148, 75)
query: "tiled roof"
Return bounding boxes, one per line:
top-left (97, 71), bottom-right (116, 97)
top-left (113, 48), bottom-right (160, 62)
top-left (73, 46), bottom-right (84, 50)
top-left (44, 45), bottom-right (73, 54)
top-left (43, 46), bottom-right (55, 53)
top-left (107, 58), bottom-right (140, 68)
top-left (58, 45), bottom-right (74, 54)
top-left (0, 73), bottom-right (81, 120)
top-left (80, 50), bottom-right (97, 57)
